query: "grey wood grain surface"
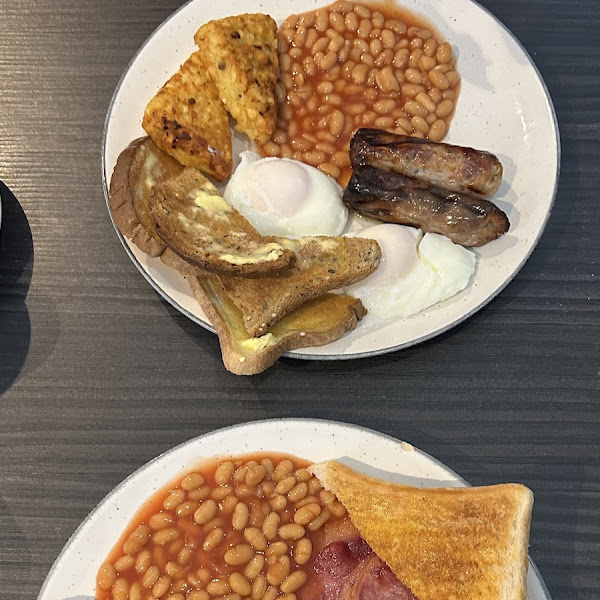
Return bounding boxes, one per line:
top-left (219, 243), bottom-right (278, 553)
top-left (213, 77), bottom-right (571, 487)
top-left (0, 0), bottom-right (598, 598)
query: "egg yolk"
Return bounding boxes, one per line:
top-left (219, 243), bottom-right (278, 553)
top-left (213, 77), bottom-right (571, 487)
top-left (355, 224), bottom-right (421, 287)
top-left (246, 160), bottom-right (310, 217)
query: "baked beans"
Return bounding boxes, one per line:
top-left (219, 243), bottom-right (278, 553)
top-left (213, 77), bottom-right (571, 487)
top-left (258, 2), bottom-right (460, 185)
top-left (95, 454), bottom-right (348, 600)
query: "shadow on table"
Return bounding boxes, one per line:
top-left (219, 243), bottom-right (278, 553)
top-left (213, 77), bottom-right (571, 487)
top-left (162, 300), bottom-right (222, 356)
top-left (0, 181), bottom-right (33, 393)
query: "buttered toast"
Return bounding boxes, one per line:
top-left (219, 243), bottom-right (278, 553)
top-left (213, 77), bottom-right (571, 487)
top-left (217, 236), bottom-right (381, 336)
top-left (147, 168), bottom-right (295, 276)
top-left (142, 50), bottom-right (232, 181)
top-left (194, 14), bottom-right (279, 144)
top-left (109, 137), bottom-right (184, 257)
top-left (190, 277), bottom-right (366, 375)
top-left (310, 461), bottom-right (533, 600)
top-left (109, 138), bottom-right (378, 373)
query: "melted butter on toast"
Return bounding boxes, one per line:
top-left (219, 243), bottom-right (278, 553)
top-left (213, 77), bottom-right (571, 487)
top-left (219, 242), bottom-right (288, 266)
top-left (192, 276), bottom-right (367, 374)
top-left (201, 276), bottom-right (277, 357)
top-left (148, 168), bottom-right (295, 275)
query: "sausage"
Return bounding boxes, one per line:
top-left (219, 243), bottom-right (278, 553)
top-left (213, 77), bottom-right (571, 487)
top-left (350, 128), bottom-right (503, 198)
top-left (343, 166), bottom-right (509, 247)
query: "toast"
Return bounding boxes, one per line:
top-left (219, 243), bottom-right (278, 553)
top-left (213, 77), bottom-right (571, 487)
top-left (310, 461), bottom-right (533, 600)
top-left (109, 137), bottom-right (184, 257)
top-left (147, 167), bottom-right (295, 276)
top-left (189, 276), bottom-right (366, 375)
top-left (217, 236), bottom-right (381, 336)
top-left (194, 14), bottom-right (278, 143)
top-left (142, 50), bottom-right (232, 181)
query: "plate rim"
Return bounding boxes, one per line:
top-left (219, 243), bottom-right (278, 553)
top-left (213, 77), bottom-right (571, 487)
top-left (36, 417), bottom-right (553, 600)
top-left (101, 0), bottom-right (561, 361)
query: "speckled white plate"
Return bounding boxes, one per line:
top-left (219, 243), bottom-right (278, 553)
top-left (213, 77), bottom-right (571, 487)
top-left (37, 419), bottom-right (551, 600)
top-left (102, 0), bottom-right (559, 360)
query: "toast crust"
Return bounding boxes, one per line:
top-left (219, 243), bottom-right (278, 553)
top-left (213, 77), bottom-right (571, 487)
top-left (194, 14), bottom-right (279, 143)
top-left (148, 168), bottom-right (295, 276)
top-left (218, 236), bottom-right (381, 336)
top-left (142, 51), bottom-right (232, 181)
top-left (189, 277), bottom-right (366, 375)
top-left (310, 461), bottom-right (533, 600)
top-left (109, 137), bottom-right (183, 257)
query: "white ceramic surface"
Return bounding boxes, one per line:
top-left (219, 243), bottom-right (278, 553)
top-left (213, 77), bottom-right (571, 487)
top-left (102, 0), bottom-right (560, 359)
top-left (38, 419), bottom-right (551, 600)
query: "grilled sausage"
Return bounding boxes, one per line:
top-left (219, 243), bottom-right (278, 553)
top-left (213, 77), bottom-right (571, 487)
top-left (344, 166), bottom-right (509, 247)
top-left (350, 128), bottom-right (503, 198)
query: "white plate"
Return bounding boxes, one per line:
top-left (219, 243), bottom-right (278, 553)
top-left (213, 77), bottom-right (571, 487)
top-left (38, 418), bottom-right (552, 600)
top-left (102, 0), bottom-right (560, 360)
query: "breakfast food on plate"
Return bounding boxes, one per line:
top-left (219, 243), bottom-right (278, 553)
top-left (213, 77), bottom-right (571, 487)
top-left (147, 168), bottom-right (295, 276)
top-left (350, 128), bottom-right (503, 197)
top-left (108, 142), bottom-right (375, 374)
top-left (95, 453), bottom-right (533, 600)
top-left (107, 3), bottom-right (517, 371)
top-left (224, 152), bottom-right (348, 238)
top-left (142, 50), bottom-right (233, 181)
top-left (258, 2), bottom-right (461, 185)
top-left (345, 165), bottom-right (509, 247)
top-left (217, 235), bottom-right (381, 336)
top-left (194, 14), bottom-right (279, 144)
top-left (344, 129), bottom-right (509, 246)
top-left (310, 460), bottom-right (533, 600)
top-left (346, 224), bottom-right (475, 319)
top-left (95, 454), bottom-right (336, 600)
top-left (109, 137), bottom-right (184, 257)
top-left (191, 279), bottom-right (366, 374)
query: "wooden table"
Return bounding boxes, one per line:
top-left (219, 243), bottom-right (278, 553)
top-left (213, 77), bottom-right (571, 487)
top-left (0, 1), bottom-right (598, 598)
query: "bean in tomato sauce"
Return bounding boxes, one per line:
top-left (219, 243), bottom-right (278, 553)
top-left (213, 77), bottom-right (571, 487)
top-left (258, 1), bottom-right (461, 186)
top-left (95, 453), bottom-right (352, 600)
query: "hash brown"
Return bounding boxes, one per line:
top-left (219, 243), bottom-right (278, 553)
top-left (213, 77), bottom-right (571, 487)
top-left (142, 50), bottom-right (232, 181)
top-left (194, 14), bottom-right (279, 144)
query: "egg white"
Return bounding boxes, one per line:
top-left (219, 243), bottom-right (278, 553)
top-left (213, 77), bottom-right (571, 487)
top-left (224, 151), bottom-right (348, 238)
top-left (346, 223), bottom-right (476, 319)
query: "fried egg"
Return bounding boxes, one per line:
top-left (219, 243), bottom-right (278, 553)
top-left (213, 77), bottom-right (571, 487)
top-left (346, 224), bottom-right (476, 319)
top-left (224, 151), bottom-right (348, 238)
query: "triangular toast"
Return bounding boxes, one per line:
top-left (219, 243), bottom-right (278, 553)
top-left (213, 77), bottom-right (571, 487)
top-left (218, 236), bottom-right (381, 336)
top-left (142, 50), bottom-right (232, 181)
top-left (310, 461), bottom-right (533, 600)
top-left (147, 168), bottom-right (295, 276)
top-left (109, 137), bottom-right (184, 257)
top-left (189, 277), bottom-right (366, 375)
top-left (194, 14), bottom-right (278, 144)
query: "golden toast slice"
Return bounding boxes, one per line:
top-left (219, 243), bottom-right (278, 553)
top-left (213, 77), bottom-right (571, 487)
top-left (217, 236), bottom-right (381, 336)
top-left (194, 14), bottom-right (279, 143)
top-left (142, 50), bottom-right (232, 181)
top-left (310, 461), bottom-right (533, 600)
top-left (109, 137), bottom-right (184, 257)
top-left (147, 168), bottom-right (295, 276)
top-left (189, 277), bottom-right (366, 375)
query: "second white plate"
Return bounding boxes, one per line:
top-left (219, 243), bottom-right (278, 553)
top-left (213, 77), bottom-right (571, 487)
top-left (103, 0), bottom-right (559, 359)
top-left (38, 418), bottom-right (551, 600)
